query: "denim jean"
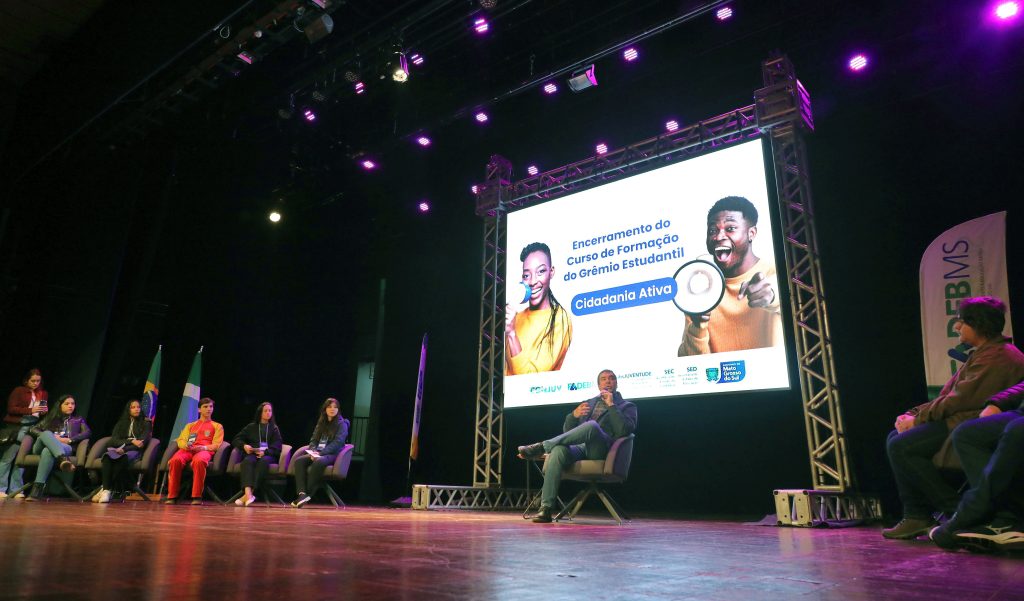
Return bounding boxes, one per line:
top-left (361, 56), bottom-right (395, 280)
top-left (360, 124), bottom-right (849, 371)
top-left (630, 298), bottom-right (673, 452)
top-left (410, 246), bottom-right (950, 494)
top-left (886, 421), bottom-right (960, 519)
top-left (32, 430), bottom-right (72, 485)
top-left (540, 420), bottom-right (612, 509)
top-left (0, 425), bottom-right (32, 493)
top-left (949, 410), bottom-right (1024, 526)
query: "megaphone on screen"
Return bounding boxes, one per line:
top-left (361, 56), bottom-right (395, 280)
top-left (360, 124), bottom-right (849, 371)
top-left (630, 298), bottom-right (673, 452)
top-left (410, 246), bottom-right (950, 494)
top-left (671, 258), bottom-right (725, 315)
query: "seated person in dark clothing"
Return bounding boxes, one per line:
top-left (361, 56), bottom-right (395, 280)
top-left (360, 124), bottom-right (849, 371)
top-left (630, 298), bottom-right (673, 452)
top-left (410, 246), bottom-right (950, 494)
top-left (929, 380), bottom-right (1024, 550)
top-left (517, 369), bottom-right (637, 523)
top-left (232, 402), bottom-right (283, 507)
top-left (883, 296), bottom-right (1024, 540)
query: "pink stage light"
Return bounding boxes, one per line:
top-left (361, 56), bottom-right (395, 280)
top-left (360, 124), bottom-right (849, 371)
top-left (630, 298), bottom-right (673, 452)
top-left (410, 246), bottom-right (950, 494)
top-left (303, 109), bottom-right (316, 122)
top-left (543, 82), bottom-right (558, 94)
top-left (473, 17), bottom-right (489, 34)
top-left (475, 111), bottom-right (489, 123)
top-left (418, 201), bottom-right (430, 213)
top-left (410, 53), bottom-right (424, 66)
top-left (848, 54), bottom-right (869, 72)
top-left (237, 51), bottom-right (255, 64)
top-left (361, 159), bottom-right (376, 170)
top-left (595, 143), bottom-right (608, 155)
top-left (665, 120), bottom-right (679, 132)
top-left (354, 82), bottom-right (365, 94)
top-left (527, 165), bottom-right (539, 176)
top-left (716, 7), bottom-right (734, 21)
top-left (623, 47), bottom-right (639, 62)
top-left (416, 136), bottom-right (431, 147)
top-left (471, 185), bottom-right (479, 194)
top-left (995, 1), bottom-right (1020, 19)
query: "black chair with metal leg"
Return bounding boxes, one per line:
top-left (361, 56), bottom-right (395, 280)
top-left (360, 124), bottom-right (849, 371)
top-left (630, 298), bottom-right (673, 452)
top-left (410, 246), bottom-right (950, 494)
top-left (12, 434), bottom-right (91, 501)
top-left (225, 444), bottom-right (293, 506)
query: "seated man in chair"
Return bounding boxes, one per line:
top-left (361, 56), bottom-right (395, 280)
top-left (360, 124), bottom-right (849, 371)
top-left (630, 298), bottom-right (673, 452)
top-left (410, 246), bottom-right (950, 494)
top-left (165, 397), bottom-right (224, 505)
top-left (883, 296), bottom-right (1024, 539)
top-left (517, 369), bottom-right (637, 523)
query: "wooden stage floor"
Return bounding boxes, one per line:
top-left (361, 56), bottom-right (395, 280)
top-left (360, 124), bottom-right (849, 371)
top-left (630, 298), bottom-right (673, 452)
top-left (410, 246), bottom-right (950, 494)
top-left (1, 501), bottom-right (1022, 601)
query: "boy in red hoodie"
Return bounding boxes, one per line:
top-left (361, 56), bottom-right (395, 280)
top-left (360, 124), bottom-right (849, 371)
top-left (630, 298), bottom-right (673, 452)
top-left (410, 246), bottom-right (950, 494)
top-left (165, 398), bottom-right (224, 505)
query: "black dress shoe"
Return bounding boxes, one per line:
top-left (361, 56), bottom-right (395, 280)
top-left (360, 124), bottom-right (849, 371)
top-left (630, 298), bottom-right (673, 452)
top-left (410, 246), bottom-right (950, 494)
top-left (531, 506), bottom-right (553, 523)
top-left (517, 442), bottom-right (546, 459)
top-left (25, 483), bottom-right (44, 502)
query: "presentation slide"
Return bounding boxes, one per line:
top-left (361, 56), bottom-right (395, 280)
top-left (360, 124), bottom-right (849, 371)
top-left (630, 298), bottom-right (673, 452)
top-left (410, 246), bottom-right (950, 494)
top-left (503, 139), bottom-right (790, 408)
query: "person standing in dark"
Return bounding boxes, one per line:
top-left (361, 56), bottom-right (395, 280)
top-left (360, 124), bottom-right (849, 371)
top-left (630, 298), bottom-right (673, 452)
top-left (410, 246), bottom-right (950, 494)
top-left (517, 369), bottom-right (637, 523)
top-left (1, 369), bottom-right (48, 498)
top-left (94, 399), bottom-right (152, 503)
top-left (883, 296), bottom-right (1024, 539)
top-left (291, 398), bottom-right (348, 508)
top-left (232, 402), bottom-right (283, 507)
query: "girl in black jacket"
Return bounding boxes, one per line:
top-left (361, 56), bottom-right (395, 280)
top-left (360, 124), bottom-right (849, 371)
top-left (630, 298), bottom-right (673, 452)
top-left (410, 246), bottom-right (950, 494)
top-left (291, 398), bottom-right (348, 508)
top-left (93, 399), bottom-right (152, 503)
top-left (26, 394), bottom-right (91, 501)
top-left (231, 402), bottom-right (283, 506)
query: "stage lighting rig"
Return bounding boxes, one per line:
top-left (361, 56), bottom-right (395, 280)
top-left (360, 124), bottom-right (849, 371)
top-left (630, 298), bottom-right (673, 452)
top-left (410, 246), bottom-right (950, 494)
top-left (567, 65), bottom-right (597, 92)
top-left (393, 53), bottom-right (410, 82)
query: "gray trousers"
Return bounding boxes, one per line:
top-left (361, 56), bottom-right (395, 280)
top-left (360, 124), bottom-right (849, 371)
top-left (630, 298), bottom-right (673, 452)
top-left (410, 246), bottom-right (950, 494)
top-left (540, 420), bottom-right (611, 508)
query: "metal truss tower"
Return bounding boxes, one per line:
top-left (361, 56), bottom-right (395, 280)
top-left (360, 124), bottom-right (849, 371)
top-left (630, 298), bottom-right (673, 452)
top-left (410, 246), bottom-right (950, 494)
top-left (414, 55), bottom-right (877, 521)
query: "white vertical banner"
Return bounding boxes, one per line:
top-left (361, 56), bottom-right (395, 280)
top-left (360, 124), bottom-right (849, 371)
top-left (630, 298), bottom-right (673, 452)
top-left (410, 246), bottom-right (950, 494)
top-left (919, 212), bottom-right (1011, 390)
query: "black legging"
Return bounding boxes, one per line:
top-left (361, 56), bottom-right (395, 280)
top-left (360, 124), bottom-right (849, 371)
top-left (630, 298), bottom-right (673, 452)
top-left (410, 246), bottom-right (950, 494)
top-left (239, 454), bottom-right (275, 490)
top-left (100, 451), bottom-right (140, 490)
top-left (292, 453), bottom-right (337, 495)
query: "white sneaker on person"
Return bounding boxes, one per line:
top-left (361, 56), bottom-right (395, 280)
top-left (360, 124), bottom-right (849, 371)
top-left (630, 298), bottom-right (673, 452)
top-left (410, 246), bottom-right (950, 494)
top-left (0, 491), bottom-right (8, 499)
top-left (91, 488), bottom-right (105, 503)
top-left (234, 496), bottom-right (245, 506)
top-left (243, 494), bottom-right (256, 507)
top-left (13, 492), bottom-right (25, 499)
top-left (98, 490), bottom-right (112, 504)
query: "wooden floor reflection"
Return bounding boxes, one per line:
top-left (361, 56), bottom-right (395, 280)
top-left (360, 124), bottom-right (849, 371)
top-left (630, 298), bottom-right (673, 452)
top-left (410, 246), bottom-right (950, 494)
top-left (1, 501), bottom-right (1022, 600)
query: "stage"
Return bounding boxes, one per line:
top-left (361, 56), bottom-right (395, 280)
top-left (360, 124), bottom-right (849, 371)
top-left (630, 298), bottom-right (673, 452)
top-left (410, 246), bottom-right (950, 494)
top-left (1, 502), bottom-right (1021, 600)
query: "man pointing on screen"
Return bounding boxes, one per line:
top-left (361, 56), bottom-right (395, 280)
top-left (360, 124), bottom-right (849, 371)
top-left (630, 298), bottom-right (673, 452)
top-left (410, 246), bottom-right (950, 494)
top-left (517, 369), bottom-right (638, 523)
top-left (678, 196), bottom-right (783, 356)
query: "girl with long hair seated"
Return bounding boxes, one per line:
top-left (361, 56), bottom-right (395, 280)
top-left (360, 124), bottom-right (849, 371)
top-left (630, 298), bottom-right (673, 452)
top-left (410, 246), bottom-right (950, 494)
top-left (26, 395), bottom-right (91, 501)
top-left (291, 398), bottom-right (348, 508)
top-left (1, 369), bottom-right (48, 499)
top-left (93, 399), bottom-right (152, 503)
top-left (231, 402), bottom-right (283, 506)
top-left (505, 242), bottom-right (573, 375)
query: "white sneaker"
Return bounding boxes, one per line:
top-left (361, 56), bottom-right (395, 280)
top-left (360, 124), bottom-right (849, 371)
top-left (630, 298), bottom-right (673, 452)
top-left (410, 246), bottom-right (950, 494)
top-left (91, 488), bottom-right (105, 503)
top-left (243, 494), bottom-right (256, 507)
top-left (234, 496), bottom-right (245, 506)
top-left (13, 492), bottom-right (25, 499)
top-left (98, 490), bottom-right (112, 504)
top-left (0, 491), bottom-right (8, 499)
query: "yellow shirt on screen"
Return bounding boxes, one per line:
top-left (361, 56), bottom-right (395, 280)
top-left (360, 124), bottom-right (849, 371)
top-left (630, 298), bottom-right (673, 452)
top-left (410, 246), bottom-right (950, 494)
top-left (506, 306), bottom-right (573, 375)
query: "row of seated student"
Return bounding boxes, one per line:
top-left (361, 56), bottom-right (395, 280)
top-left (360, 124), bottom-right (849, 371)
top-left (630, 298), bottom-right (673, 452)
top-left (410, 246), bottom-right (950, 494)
top-left (0, 369), bottom-right (348, 508)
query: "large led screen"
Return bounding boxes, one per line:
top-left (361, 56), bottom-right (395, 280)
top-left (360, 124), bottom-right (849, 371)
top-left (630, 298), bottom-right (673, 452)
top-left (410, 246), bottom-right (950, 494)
top-left (503, 139), bottom-right (790, 408)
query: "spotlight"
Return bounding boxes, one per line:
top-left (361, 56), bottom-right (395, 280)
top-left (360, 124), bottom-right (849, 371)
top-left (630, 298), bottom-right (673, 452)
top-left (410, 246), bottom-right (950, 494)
top-left (567, 65), bottom-right (597, 92)
top-left (303, 109), bottom-right (316, 122)
top-left (527, 165), bottom-right (539, 176)
top-left (475, 111), bottom-right (489, 123)
top-left (542, 82), bottom-right (558, 94)
top-left (415, 136), bottom-right (431, 147)
top-left (237, 51), bottom-right (256, 64)
top-left (393, 53), bottom-right (409, 82)
top-left (665, 120), bottom-right (679, 132)
top-left (418, 201), bottom-right (430, 213)
top-left (595, 143), bottom-right (608, 155)
top-left (716, 7), bottom-right (734, 21)
top-left (995, 1), bottom-right (1020, 19)
top-left (473, 17), bottom-right (489, 34)
top-left (479, 0), bottom-right (497, 8)
top-left (354, 81), bottom-right (365, 94)
top-left (361, 159), bottom-right (377, 170)
top-left (471, 185), bottom-right (479, 194)
top-left (410, 53), bottom-right (424, 66)
top-left (268, 211), bottom-right (282, 223)
top-left (303, 14), bottom-right (334, 43)
top-left (623, 47), bottom-right (639, 62)
top-left (847, 53), bottom-right (869, 72)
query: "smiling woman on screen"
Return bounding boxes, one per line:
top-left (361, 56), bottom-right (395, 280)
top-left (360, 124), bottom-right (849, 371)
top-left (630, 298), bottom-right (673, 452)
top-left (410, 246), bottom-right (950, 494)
top-left (505, 242), bottom-right (573, 375)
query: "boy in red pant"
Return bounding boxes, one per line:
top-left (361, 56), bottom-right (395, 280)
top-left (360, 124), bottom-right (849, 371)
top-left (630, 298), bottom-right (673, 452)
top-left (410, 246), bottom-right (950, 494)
top-left (165, 398), bottom-right (224, 505)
